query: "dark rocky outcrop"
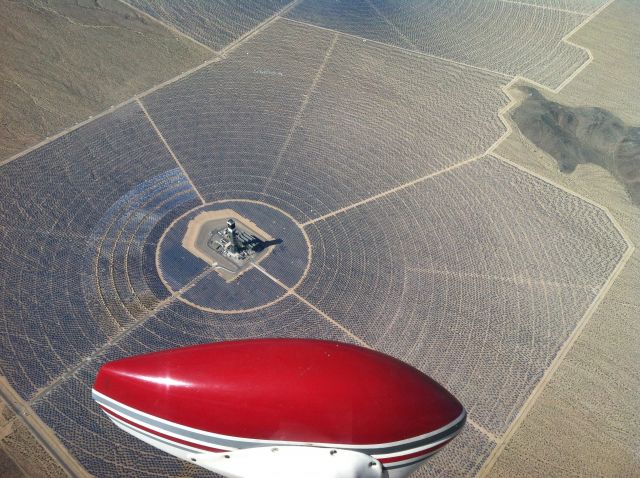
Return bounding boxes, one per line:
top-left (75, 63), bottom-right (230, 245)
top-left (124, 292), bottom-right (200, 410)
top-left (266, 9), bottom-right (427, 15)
top-left (512, 86), bottom-right (640, 204)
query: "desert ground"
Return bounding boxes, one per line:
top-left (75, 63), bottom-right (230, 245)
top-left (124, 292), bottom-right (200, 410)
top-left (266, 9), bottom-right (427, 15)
top-left (0, 1), bottom-right (637, 477)
top-left (0, 0), bottom-right (210, 161)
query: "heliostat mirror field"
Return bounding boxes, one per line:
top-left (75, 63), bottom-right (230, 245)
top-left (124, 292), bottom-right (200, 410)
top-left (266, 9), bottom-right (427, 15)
top-left (0, 1), bottom-right (629, 477)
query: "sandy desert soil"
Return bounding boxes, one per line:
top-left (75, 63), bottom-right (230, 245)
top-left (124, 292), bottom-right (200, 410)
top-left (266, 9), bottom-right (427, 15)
top-left (0, 374), bottom-right (83, 477)
top-left (541, 0), bottom-right (640, 125)
top-left (0, 401), bottom-right (25, 477)
top-left (1, 418), bottom-right (68, 478)
top-left (0, 448), bottom-right (25, 478)
top-left (0, 0), bottom-right (211, 161)
top-left (486, 0), bottom-right (640, 475)
top-left (0, 399), bottom-right (66, 478)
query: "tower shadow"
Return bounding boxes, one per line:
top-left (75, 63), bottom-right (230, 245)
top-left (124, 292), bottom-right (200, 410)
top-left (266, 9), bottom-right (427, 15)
top-left (252, 238), bottom-right (283, 252)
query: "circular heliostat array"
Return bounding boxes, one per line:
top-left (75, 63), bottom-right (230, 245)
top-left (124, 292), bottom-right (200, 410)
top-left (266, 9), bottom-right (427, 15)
top-left (0, 4), bottom-right (630, 478)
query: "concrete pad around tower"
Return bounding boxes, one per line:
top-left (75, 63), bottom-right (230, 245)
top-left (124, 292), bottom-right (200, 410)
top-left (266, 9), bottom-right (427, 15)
top-left (182, 209), bottom-right (274, 282)
top-left (157, 200), bottom-right (310, 312)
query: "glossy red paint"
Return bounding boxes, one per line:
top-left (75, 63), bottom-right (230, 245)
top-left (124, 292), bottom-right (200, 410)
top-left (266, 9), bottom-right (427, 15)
top-left (94, 339), bottom-right (463, 445)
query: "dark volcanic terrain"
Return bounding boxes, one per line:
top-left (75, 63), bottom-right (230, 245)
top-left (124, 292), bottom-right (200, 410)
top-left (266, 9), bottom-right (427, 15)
top-left (512, 86), bottom-right (640, 204)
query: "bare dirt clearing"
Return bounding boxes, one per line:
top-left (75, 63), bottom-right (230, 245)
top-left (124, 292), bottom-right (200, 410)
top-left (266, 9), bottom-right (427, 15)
top-left (0, 0), bottom-right (210, 161)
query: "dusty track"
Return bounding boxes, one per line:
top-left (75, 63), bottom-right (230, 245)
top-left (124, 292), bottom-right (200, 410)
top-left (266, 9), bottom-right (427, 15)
top-left (0, 377), bottom-right (88, 478)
